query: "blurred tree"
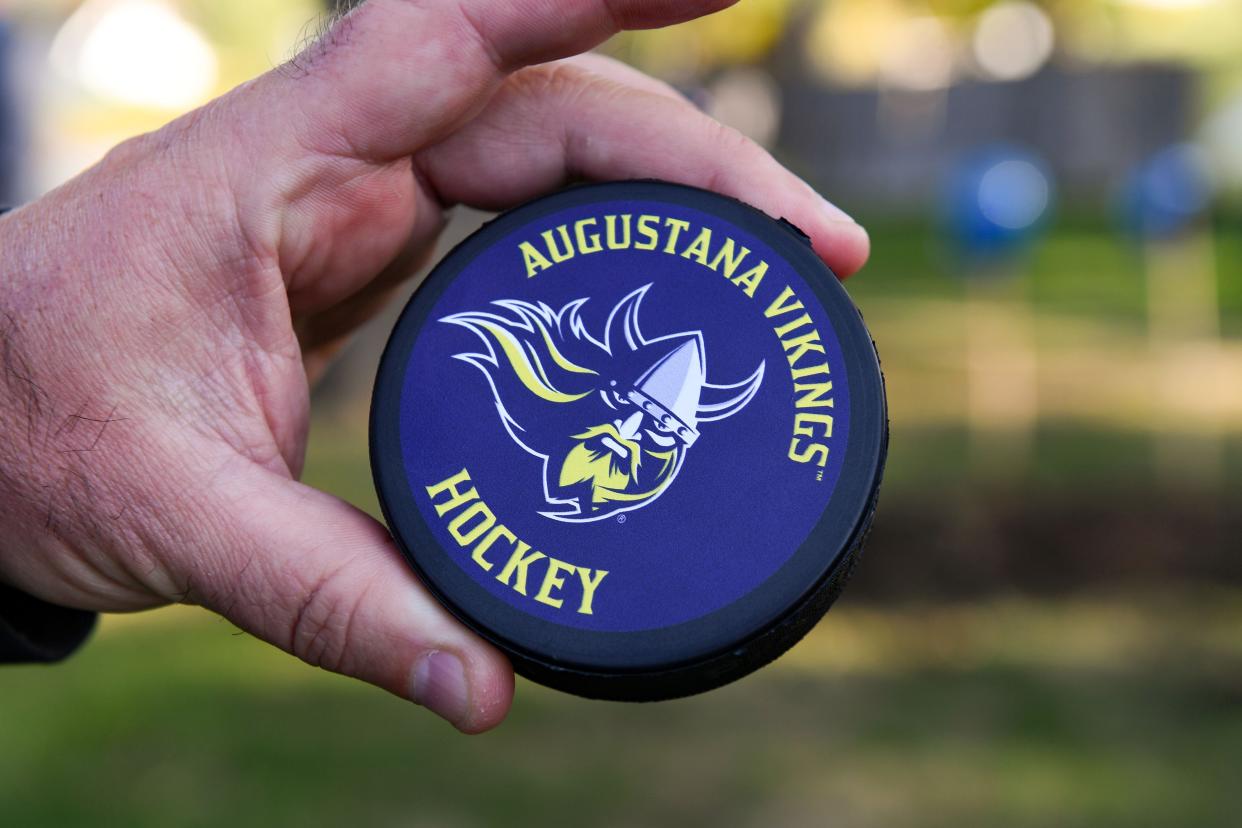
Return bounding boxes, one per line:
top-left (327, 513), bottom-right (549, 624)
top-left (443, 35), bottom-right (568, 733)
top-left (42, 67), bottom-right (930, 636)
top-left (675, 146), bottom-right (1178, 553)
top-left (606, 0), bottom-right (791, 81)
top-left (181, 0), bottom-right (319, 86)
top-left (599, 0), bottom-right (1242, 97)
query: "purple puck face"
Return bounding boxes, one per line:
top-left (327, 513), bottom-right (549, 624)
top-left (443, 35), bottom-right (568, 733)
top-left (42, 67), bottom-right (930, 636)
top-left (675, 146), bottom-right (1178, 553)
top-left (371, 181), bottom-right (886, 700)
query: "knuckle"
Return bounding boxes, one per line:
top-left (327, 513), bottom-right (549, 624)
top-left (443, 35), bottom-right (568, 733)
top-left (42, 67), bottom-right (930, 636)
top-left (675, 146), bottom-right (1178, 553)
top-left (703, 120), bottom-right (762, 190)
top-left (450, 1), bottom-right (506, 74)
top-left (710, 118), bottom-right (757, 158)
top-left (99, 133), bottom-right (151, 172)
top-left (100, 106), bottom-right (210, 173)
top-left (288, 565), bottom-right (366, 674)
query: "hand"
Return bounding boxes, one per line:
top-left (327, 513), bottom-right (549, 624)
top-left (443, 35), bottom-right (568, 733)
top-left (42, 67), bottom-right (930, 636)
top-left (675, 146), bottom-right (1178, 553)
top-left (0, 0), bottom-right (868, 732)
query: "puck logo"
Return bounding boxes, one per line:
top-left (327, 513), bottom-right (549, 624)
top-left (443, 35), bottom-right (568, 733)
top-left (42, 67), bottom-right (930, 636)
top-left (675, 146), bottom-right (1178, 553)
top-left (394, 198), bottom-right (854, 633)
top-left (440, 285), bottom-right (766, 522)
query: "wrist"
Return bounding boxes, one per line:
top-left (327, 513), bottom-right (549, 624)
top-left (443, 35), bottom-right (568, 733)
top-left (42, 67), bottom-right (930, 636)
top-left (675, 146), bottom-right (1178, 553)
top-left (0, 192), bottom-right (157, 611)
top-left (0, 151), bottom-right (268, 616)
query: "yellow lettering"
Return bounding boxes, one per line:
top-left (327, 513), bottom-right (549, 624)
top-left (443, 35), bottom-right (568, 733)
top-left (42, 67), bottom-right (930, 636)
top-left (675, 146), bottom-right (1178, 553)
top-left (794, 412), bottom-right (834, 440)
top-left (680, 228), bottom-right (713, 265)
top-left (662, 218), bottom-right (690, 253)
top-left (534, 558), bottom-right (574, 609)
top-left (794, 380), bottom-right (834, 409)
top-left (576, 568), bottom-right (608, 615)
top-left (732, 261), bottom-right (767, 298)
top-left (774, 313), bottom-right (812, 338)
top-left (784, 331), bottom-right (826, 366)
top-left (471, 524), bottom-right (517, 572)
top-left (541, 225), bottom-right (575, 263)
top-left (708, 237), bottom-right (750, 278)
top-left (428, 470), bottom-right (608, 615)
top-left (575, 218), bottom-right (602, 254)
top-left (520, 241), bottom-right (553, 278)
top-left (791, 363), bottom-right (830, 381)
top-left (764, 285), bottom-right (805, 319)
top-left (447, 502), bottom-right (495, 546)
top-left (605, 214), bottom-right (632, 249)
top-left (788, 438), bottom-right (830, 467)
top-left (425, 469), bottom-right (478, 517)
top-left (496, 543), bottom-right (546, 595)
top-left (636, 215), bottom-right (660, 250)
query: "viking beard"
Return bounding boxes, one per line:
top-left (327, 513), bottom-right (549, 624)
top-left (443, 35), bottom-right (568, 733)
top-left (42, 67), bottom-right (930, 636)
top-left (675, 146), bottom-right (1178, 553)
top-left (552, 423), bottom-right (682, 515)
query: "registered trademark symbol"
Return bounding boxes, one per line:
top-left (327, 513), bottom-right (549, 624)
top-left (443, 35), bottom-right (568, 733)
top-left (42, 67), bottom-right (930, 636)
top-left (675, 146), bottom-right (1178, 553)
top-left (616, 514), bottom-right (627, 524)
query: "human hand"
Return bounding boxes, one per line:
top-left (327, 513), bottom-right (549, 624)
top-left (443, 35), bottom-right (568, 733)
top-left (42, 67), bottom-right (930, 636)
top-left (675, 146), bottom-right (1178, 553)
top-left (0, 0), bottom-right (868, 732)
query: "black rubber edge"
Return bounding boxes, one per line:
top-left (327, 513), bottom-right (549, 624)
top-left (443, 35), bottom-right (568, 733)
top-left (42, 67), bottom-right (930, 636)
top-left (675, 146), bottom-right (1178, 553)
top-left (370, 180), bottom-right (888, 701)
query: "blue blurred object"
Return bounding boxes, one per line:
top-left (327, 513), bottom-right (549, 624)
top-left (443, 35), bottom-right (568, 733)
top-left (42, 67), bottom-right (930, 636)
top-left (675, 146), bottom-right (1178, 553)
top-left (1120, 144), bottom-right (1213, 240)
top-left (0, 18), bottom-right (18, 204)
top-left (944, 145), bottom-right (1055, 266)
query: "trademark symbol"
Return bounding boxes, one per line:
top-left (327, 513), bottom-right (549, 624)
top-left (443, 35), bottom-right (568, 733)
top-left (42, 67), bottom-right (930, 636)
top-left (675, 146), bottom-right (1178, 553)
top-left (617, 514), bottom-right (627, 524)
top-left (816, 470), bottom-right (825, 482)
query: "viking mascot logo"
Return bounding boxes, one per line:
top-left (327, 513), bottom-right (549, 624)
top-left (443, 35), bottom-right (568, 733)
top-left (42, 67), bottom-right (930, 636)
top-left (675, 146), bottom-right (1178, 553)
top-left (442, 285), bottom-right (766, 522)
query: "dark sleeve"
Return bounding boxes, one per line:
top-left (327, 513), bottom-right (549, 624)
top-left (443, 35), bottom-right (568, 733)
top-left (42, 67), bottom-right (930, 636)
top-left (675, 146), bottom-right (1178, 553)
top-left (0, 583), bottom-right (97, 664)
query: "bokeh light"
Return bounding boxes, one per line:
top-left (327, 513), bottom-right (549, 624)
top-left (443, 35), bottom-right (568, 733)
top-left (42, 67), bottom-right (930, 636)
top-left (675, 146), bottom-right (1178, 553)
top-left (1200, 90), bottom-right (1242, 190)
top-left (879, 16), bottom-right (955, 92)
top-left (50, 0), bottom-right (217, 110)
top-left (1120, 143), bottom-right (1213, 239)
top-left (972, 1), bottom-right (1056, 82)
top-left (1114, 0), bottom-right (1223, 8)
top-left (946, 146), bottom-right (1055, 261)
top-left (705, 67), bottom-right (781, 148)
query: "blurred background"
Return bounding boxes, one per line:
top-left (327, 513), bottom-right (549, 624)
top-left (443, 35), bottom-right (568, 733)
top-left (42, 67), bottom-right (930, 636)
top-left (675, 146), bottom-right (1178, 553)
top-left (3, 0), bottom-right (1242, 825)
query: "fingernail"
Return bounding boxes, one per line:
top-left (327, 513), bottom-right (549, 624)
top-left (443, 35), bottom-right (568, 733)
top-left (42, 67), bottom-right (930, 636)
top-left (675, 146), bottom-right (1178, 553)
top-left (843, 219), bottom-right (870, 243)
top-left (411, 650), bottom-right (470, 728)
top-left (820, 196), bottom-right (856, 224)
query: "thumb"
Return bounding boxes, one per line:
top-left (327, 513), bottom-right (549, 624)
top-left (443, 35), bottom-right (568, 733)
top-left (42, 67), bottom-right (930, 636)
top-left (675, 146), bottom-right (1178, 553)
top-left (197, 466), bottom-right (514, 733)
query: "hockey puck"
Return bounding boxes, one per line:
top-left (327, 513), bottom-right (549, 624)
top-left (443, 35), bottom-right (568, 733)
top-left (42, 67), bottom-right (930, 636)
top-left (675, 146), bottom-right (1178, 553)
top-left (371, 181), bottom-right (887, 701)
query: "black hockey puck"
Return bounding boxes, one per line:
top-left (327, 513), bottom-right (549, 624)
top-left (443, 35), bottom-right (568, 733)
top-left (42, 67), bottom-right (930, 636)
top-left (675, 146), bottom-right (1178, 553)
top-left (371, 181), bottom-right (887, 701)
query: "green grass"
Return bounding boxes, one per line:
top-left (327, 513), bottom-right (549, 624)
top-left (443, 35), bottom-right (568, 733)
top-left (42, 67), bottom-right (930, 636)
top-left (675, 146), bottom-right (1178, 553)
top-left (8, 221), bottom-right (1241, 826)
top-left (2, 595), bottom-right (1240, 827)
top-left (850, 212), bottom-right (1242, 332)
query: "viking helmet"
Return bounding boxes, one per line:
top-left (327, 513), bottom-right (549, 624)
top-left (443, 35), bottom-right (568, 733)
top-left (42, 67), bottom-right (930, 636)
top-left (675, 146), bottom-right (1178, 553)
top-left (625, 336), bottom-right (764, 448)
